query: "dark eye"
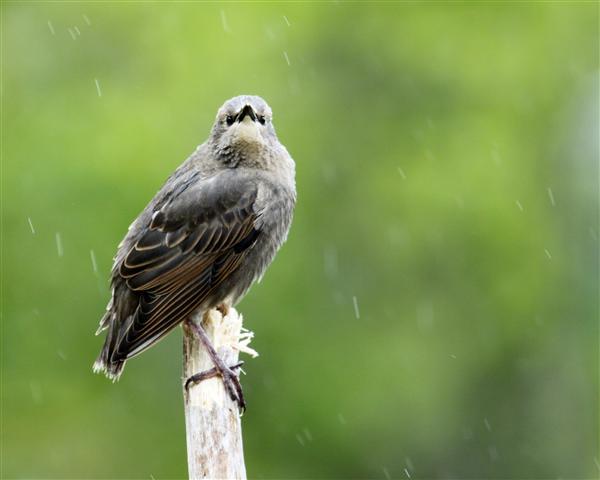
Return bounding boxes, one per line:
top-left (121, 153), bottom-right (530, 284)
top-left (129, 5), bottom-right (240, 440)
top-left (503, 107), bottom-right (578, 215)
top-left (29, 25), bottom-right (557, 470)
top-left (226, 115), bottom-right (235, 126)
top-left (258, 115), bottom-right (266, 125)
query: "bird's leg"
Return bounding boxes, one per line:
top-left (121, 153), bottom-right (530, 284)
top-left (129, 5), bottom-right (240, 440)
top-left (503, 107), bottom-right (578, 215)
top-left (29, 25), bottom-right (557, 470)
top-left (184, 317), bottom-right (246, 411)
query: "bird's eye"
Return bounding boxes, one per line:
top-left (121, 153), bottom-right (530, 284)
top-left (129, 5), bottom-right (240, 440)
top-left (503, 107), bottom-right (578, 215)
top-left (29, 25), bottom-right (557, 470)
top-left (258, 115), bottom-right (266, 125)
top-left (226, 115), bottom-right (235, 126)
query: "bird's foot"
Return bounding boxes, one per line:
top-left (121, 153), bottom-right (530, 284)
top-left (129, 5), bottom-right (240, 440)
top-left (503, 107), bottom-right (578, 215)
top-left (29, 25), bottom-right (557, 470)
top-left (185, 315), bottom-right (246, 411)
top-left (185, 361), bottom-right (246, 412)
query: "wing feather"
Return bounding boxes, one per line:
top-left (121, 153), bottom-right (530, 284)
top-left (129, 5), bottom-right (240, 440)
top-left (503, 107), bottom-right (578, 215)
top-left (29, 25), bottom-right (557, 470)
top-left (109, 174), bottom-right (261, 363)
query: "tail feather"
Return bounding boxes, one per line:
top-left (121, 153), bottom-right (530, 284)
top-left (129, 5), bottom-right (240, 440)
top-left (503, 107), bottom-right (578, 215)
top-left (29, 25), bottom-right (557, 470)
top-left (95, 309), bottom-right (111, 336)
top-left (92, 354), bottom-right (125, 382)
top-left (93, 311), bottom-right (128, 381)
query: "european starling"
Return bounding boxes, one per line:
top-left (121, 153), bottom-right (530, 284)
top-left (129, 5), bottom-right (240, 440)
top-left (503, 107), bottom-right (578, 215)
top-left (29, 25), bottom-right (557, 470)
top-left (93, 95), bottom-right (296, 408)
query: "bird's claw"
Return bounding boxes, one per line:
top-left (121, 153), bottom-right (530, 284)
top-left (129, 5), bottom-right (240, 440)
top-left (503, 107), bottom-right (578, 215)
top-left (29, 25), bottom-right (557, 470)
top-left (185, 361), bottom-right (246, 412)
top-left (221, 365), bottom-right (246, 413)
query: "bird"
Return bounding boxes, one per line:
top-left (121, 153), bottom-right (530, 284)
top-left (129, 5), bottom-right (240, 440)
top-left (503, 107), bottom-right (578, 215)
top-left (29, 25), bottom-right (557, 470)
top-left (93, 95), bottom-right (296, 409)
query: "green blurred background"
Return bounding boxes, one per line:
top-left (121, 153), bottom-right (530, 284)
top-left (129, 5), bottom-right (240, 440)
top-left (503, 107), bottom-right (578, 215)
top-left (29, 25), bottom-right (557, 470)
top-left (2, 2), bottom-right (598, 479)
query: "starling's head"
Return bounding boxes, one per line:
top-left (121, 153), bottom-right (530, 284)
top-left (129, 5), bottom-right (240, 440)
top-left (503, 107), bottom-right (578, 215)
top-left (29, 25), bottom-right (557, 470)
top-left (211, 95), bottom-right (275, 148)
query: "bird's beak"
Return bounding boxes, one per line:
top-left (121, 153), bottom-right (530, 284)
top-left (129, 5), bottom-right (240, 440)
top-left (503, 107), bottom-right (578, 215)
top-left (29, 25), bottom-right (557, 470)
top-left (236, 105), bottom-right (257, 123)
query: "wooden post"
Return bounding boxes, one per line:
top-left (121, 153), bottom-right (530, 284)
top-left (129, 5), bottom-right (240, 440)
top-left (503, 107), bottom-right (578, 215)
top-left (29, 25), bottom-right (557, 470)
top-left (182, 308), bottom-right (257, 480)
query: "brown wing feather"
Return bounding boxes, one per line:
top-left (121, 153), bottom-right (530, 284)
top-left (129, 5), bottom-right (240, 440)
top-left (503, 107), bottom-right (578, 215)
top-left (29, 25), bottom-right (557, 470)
top-left (110, 183), bottom-right (260, 362)
top-left (120, 252), bottom-right (247, 357)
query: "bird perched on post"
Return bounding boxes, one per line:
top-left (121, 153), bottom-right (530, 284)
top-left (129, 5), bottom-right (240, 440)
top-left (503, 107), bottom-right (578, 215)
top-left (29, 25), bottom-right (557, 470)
top-left (93, 95), bottom-right (296, 409)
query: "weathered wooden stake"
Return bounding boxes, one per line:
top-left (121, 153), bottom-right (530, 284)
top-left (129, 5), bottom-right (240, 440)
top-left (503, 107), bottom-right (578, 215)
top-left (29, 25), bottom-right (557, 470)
top-left (182, 308), bottom-right (257, 480)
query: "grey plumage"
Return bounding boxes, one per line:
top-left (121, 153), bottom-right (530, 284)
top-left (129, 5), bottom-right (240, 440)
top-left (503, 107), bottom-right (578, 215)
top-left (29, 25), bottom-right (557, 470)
top-left (93, 95), bottom-right (296, 380)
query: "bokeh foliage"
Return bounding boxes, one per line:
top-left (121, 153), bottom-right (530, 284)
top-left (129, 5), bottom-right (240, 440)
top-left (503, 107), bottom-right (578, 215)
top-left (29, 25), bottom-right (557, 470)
top-left (2, 2), bottom-right (598, 478)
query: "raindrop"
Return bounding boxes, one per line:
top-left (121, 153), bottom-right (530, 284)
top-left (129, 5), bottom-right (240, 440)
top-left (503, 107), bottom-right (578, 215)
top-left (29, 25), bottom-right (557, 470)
top-left (295, 433), bottom-right (305, 446)
top-left (337, 413), bottom-right (347, 425)
top-left (55, 232), bottom-right (64, 257)
top-left (450, 354), bottom-right (457, 359)
top-left (404, 468), bottom-right (411, 478)
top-left (95, 78), bottom-right (102, 97)
top-left (484, 418), bottom-right (491, 431)
top-left (283, 51), bottom-right (291, 66)
top-left (302, 428), bottom-right (312, 441)
top-left (47, 20), bottom-right (55, 35)
top-left (397, 166), bottom-right (407, 180)
top-left (57, 350), bottom-right (67, 360)
top-left (220, 10), bottom-right (231, 33)
top-left (90, 249), bottom-right (98, 275)
top-left (352, 296), bottom-right (360, 319)
top-left (283, 15), bottom-right (291, 27)
top-left (382, 467), bottom-right (391, 480)
top-left (68, 27), bottom-right (77, 40)
top-left (515, 200), bottom-right (524, 211)
top-left (544, 249), bottom-right (552, 260)
top-left (74, 26), bottom-right (81, 36)
top-left (547, 187), bottom-right (556, 206)
top-left (82, 14), bottom-right (91, 26)
top-left (27, 217), bottom-right (35, 234)
top-left (405, 457), bottom-right (414, 471)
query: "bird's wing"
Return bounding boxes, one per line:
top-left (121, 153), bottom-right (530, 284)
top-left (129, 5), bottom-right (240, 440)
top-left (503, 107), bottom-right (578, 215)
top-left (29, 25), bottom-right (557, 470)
top-left (111, 171), bottom-right (261, 361)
